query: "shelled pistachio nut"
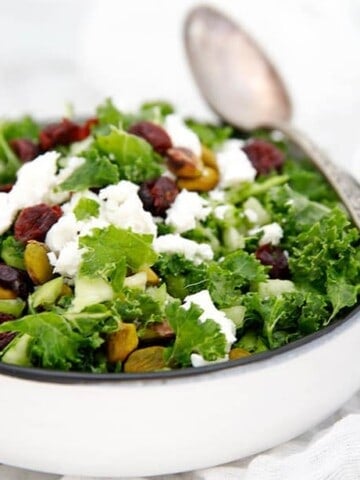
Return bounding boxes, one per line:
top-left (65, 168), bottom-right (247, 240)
top-left (24, 241), bottom-right (53, 285)
top-left (166, 147), bottom-right (203, 178)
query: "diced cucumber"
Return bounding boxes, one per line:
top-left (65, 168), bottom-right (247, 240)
top-left (243, 197), bottom-right (270, 226)
top-left (258, 279), bottom-right (295, 298)
top-left (221, 305), bottom-right (246, 328)
top-left (1, 333), bottom-right (31, 366)
top-left (72, 276), bottom-right (113, 312)
top-left (123, 271), bottom-right (147, 290)
top-left (30, 277), bottom-right (64, 310)
top-left (223, 227), bottom-right (245, 251)
top-left (0, 298), bottom-right (26, 318)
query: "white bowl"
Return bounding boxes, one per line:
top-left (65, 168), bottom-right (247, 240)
top-left (0, 307), bottom-right (359, 477)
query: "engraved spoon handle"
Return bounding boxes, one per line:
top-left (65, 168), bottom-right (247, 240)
top-left (274, 122), bottom-right (360, 229)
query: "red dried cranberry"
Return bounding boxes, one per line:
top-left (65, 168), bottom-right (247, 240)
top-left (128, 121), bottom-right (172, 155)
top-left (0, 264), bottom-right (32, 299)
top-left (138, 177), bottom-right (179, 217)
top-left (0, 332), bottom-right (16, 351)
top-left (243, 140), bottom-right (284, 175)
top-left (9, 139), bottom-right (40, 162)
top-left (14, 204), bottom-right (62, 243)
top-left (0, 313), bottom-right (15, 324)
top-left (255, 244), bottom-right (290, 279)
top-left (0, 184), bottom-right (13, 193)
top-left (39, 118), bottom-right (97, 151)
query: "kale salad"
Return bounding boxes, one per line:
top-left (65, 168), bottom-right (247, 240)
top-left (0, 99), bottom-right (359, 373)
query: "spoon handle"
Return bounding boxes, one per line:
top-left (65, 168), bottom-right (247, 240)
top-left (275, 123), bottom-right (360, 230)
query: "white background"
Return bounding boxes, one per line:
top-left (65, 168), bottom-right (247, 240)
top-left (0, 0), bottom-right (359, 169)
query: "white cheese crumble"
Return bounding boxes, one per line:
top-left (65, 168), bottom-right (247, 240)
top-left (190, 354), bottom-right (228, 368)
top-left (0, 152), bottom-right (87, 234)
top-left (164, 114), bottom-right (201, 156)
top-left (213, 205), bottom-right (231, 220)
top-left (216, 141), bottom-right (256, 188)
top-left (250, 222), bottom-right (283, 246)
top-left (0, 151), bottom-right (60, 234)
top-left (49, 156), bottom-right (86, 204)
top-left (165, 190), bottom-right (211, 233)
top-left (48, 241), bottom-right (84, 278)
top-left (99, 181), bottom-right (157, 236)
top-left (208, 189), bottom-right (226, 202)
top-left (183, 290), bottom-right (236, 368)
top-left (153, 234), bottom-right (213, 265)
top-left (46, 180), bottom-right (157, 279)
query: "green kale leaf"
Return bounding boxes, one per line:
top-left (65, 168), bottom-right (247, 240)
top-left (153, 253), bottom-right (208, 300)
top-left (208, 250), bottom-right (268, 308)
top-left (96, 98), bottom-right (133, 130)
top-left (3, 116), bottom-right (40, 142)
top-left (0, 312), bottom-right (84, 370)
top-left (111, 287), bottom-right (165, 325)
top-left (186, 119), bottom-right (233, 149)
top-left (59, 149), bottom-right (119, 191)
top-left (165, 301), bottom-right (227, 367)
top-left (0, 123), bottom-right (21, 184)
top-left (79, 226), bottom-right (157, 292)
top-left (0, 236), bottom-right (25, 270)
top-left (95, 127), bottom-right (164, 184)
top-left (73, 197), bottom-right (100, 221)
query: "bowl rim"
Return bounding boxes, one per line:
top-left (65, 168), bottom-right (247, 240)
top-left (0, 304), bottom-right (359, 384)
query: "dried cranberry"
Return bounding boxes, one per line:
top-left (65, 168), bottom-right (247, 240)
top-left (9, 139), bottom-right (40, 162)
top-left (0, 184), bottom-right (13, 193)
top-left (0, 332), bottom-right (16, 351)
top-left (39, 118), bottom-right (97, 151)
top-left (138, 177), bottom-right (179, 217)
top-left (14, 204), bottom-right (62, 243)
top-left (255, 244), bottom-right (290, 279)
top-left (128, 121), bottom-right (172, 155)
top-left (0, 264), bottom-right (31, 299)
top-left (243, 140), bottom-right (284, 175)
top-left (0, 313), bottom-right (15, 324)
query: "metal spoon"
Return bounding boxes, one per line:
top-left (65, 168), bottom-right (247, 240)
top-left (184, 5), bottom-right (360, 228)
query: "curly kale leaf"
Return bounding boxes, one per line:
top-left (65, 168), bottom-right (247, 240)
top-left (165, 301), bottom-right (227, 367)
top-left (59, 149), bottom-right (119, 191)
top-left (185, 119), bottom-right (233, 149)
top-left (95, 127), bottom-right (164, 183)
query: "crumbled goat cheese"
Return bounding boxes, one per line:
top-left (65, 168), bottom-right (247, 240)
top-left (0, 152), bottom-right (86, 234)
top-left (164, 114), bottom-right (201, 156)
top-left (190, 354), bottom-right (229, 368)
top-left (183, 290), bottom-right (236, 367)
top-left (250, 222), bottom-right (283, 246)
top-left (0, 152), bottom-right (60, 234)
top-left (213, 205), bottom-right (231, 220)
top-left (48, 156), bottom-right (86, 204)
top-left (165, 190), bottom-right (211, 233)
top-left (216, 141), bottom-right (256, 188)
top-left (48, 241), bottom-right (84, 278)
top-left (219, 139), bottom-right (245, 151)
top-left (46, 180), bottom-right (157, 279)
top-left (208, 189), bottom-right (226, 202)
top-left (153, 234), bottom-right (213, 265)
top-left (46, 213), bottom-right (79, 253)
top-left (244, 208), bottom-right (259, 224)
top-left (99, 181), bottom-right (157, 235)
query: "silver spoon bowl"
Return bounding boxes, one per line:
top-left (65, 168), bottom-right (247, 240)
top-left (184, 5), bottom-right (360, 228)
